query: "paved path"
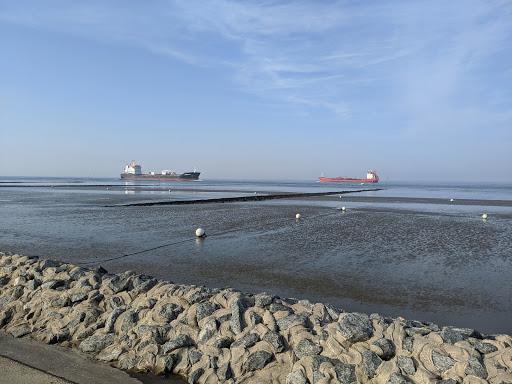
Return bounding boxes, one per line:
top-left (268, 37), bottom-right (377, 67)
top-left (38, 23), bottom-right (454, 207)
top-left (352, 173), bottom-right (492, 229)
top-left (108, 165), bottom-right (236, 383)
top-left (0, 332), bottom-right (142, 384)
top-left (0, 355), bottom-right (70, 384)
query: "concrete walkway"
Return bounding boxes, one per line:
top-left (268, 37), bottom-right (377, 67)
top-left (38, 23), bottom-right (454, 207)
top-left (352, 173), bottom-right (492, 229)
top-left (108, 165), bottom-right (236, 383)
top-left (0, 355), bottom-right (71, 384)
top-left (0, 332), bottom-right (142, 384)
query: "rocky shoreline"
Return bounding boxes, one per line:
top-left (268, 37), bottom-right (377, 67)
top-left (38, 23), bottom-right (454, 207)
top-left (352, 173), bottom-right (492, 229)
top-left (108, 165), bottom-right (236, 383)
top-left (0, 252), bottom-right (511, 383)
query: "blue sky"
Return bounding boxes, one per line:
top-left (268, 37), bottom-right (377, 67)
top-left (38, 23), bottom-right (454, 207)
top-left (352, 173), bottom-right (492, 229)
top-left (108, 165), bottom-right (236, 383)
top-left (0, 0), bottom-right (511, 181)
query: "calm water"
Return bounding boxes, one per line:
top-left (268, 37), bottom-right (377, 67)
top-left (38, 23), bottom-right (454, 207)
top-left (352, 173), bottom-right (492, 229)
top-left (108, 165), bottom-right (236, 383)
top-left (1, 177), bottom-right (511, 334)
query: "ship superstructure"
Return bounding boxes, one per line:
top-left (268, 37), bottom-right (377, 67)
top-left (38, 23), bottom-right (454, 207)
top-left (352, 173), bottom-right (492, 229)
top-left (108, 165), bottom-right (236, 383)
top-left (121, 161), bottom-right (200, 181)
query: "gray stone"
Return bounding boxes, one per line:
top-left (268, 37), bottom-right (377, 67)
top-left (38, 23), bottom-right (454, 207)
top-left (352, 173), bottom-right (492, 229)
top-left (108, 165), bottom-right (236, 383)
top-left (230, 298), bottom-right (245, 335)
top-left (387, 373), bottom-right (411, 384)
top-left (162, 334), bottom-right (194, 353)
top-left (397, 356), bottom-right (415, 375)
top-left (131, 276), bottom-right (157, 295)
top-left (159, 303), bottom-right (182, 322)
top-left (465, 356), bottom-right (487, 379)
top-left (12, 286), bottom-right (24, 299)
top-left (436, 380), bottom-right (459, 384)
top-left (198, 319), bottom-right (217, 342)
top-left (249, 312), bottom-right (263, 325)
top-left (157, 354), bottom-right (177, 374)
top-left (231, 333), bottom-right (259, 349)
top-left (243, 350), bottom-right (273, 372)
top-left (9, 324), bottom-right (31, 338)
top-left (116, 310), bottom-right (138, 333)
top-left (107, 275), bottom-right (131, 293)
top-left (269, 303), bottom-right (291, 313)
top-left (105, 307), bottom-right (125, 332)
top-left (286, 370), bottom-right (307, 384)
top-left (95, 266), bottom-right (108, 275)
top-left (373, 338), bottom-right (396, 360)
top-left (117, 354), bottom-right (139, 370)
top-left (41, 279), bottom-right (67, 290)
top-left (70, 291), bottom-right (88, 303)
top-left (40, 259), bottom-right (61, 269)
top-left (213, 336), bottom-right (233, 349)
top-left (189, 349), bottom-right (202, 365)
top-left (187, 289), bottom-right (214, 305)
top-left (362, 350), bottom-right (382, 378)
top-left (262, 331), bottom-right (286, 353)
top-left (108, 296), bottom-right (125, 309)
top-left (208, 355), bottom-right (218, 369)
top-left (330, 359), bottom-right (357, 384)
top-left (0, 308), bottom-right (13, 327)
top-left (97, 346), bottom-right (123, 362)
top-left (431, 350), bottom-right (455, 372)
top-left (337, 313), bottom-right (373, 343)
top-left (473, 340), bottom-right (498, 354)
top-left (276, 314), bottom-right (308, 331)
top-left (79, 333), bottom-right (115, 353)
top-left (402, 336), bottom-right (413, 353)
top-left (26, 279), bottom-right (40, 290)
top-left (440, 327), bottom-right (475, 344)
top-left (47, 295), bottom-right (70, 308)
top-left (189, 367), bottom-right (204, 384)
top-left (196, 302), bottom-right (219, 322)
top-left (294, 338), bottom-right (322, 359)
top-left (217, 363), bottom-right (233, 380)
top-left (254, 293), bottom-right (273, 308)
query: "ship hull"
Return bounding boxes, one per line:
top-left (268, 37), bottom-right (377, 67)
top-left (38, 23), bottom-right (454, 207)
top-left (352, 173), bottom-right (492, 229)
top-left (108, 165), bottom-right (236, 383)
top-left (121, 172), bottom-right (200, 181)
top-left (319, 177), bottom-right (378, 183)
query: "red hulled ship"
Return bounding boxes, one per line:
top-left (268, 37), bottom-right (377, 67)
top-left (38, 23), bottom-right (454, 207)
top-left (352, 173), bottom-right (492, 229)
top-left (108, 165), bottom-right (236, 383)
top-left (319, 170), bottom-right (379, 183)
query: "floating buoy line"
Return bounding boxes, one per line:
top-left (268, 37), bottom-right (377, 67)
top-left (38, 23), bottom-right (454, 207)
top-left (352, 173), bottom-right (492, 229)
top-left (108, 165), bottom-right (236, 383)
top-left (78, 209), bottom-right (344, 266)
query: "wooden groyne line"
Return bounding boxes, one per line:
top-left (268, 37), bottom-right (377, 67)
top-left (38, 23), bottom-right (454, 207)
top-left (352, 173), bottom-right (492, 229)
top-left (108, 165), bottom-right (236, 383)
top-left (111, 188), bottom-right (383, 207)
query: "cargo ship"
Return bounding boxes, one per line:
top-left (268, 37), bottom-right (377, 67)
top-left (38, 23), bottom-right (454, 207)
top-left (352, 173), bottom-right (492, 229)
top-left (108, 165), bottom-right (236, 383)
top-left (319, 170), bottom-right (379, 183)
top-left (120, 161), bottom-right (200, 181)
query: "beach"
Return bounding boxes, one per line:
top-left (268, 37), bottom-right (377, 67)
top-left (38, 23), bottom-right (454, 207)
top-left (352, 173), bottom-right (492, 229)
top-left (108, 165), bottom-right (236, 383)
top-left (1, 179), bottom-right (511, 335)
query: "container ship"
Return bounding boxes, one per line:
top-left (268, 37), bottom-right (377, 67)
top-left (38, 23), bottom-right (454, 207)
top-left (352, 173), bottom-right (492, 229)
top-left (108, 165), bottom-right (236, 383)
top-left (120, 161), bottom-right (200, 181)
top-left (319, 170), bottom-right (379, 183)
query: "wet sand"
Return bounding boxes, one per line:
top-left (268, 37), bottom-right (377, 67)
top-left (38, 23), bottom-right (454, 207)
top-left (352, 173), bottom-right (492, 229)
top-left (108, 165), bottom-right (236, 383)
top-left (1, 184), bottom-right (511, 334)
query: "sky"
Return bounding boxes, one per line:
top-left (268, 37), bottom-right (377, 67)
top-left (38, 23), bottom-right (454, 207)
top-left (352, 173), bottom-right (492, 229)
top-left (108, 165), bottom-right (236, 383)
top-left (0, 0), bottom-right (511, 181)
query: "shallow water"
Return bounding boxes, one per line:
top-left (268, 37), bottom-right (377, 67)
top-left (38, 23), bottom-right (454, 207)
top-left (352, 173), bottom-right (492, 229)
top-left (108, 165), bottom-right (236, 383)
top-left (1, 178), bottom-right (511, 333)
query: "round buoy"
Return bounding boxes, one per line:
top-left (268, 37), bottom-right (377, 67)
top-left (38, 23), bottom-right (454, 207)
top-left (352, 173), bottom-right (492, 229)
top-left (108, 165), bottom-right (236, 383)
top-left (295, 213), bottom-right (301, 220)
top-left (482, 213), bottom-right (488, 220)
top-left (341, 206), bottom-right (346, 211)
top-left (339, 195), bottom-right (342, 199)
top-left (450, 198), bottom-right (454, 202)
top-left (195, 228), bottom-right (206, 237)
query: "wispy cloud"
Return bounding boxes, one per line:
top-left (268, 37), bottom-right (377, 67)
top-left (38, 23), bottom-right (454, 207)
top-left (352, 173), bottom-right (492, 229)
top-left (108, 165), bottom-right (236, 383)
top-left (1, 0), bottom-right (511, 123)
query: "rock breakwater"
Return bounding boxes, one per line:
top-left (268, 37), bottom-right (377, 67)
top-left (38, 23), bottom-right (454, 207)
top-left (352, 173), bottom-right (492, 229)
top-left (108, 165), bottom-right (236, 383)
top-left (0, 252), bottom-right (511, 383)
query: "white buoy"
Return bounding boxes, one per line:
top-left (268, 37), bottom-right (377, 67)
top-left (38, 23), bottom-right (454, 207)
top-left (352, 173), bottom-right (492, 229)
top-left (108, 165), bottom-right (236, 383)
top-left (295, 213), bottom-right (301, 220)
top-left (482, 213), bottom-right (488, 220)
top-left (450, 198), bottom-right (454, 202)
top-left (341, 206), bottom-right (346, 211)
top-left (339, 195), bottom-right (342, 199)
top-left (195, 228), bottom-right (206, 237)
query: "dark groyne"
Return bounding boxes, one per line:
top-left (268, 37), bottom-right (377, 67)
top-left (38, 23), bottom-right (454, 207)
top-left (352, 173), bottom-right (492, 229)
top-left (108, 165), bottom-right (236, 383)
top-left (112, 188), bottom-right (383, 207)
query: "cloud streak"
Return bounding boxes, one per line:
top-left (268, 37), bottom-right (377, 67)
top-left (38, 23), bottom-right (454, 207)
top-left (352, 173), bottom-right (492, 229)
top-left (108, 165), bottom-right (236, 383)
top-left (1, 0), bottom-right (511, 124)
